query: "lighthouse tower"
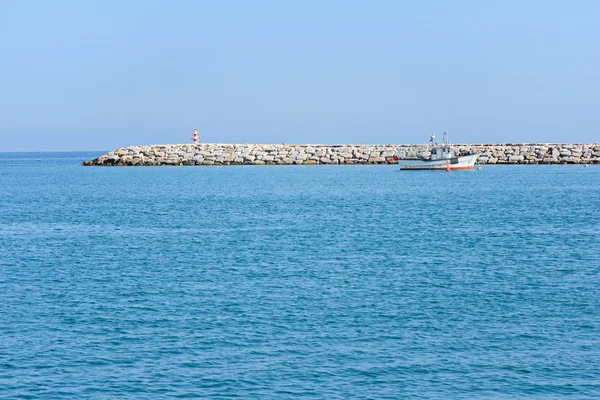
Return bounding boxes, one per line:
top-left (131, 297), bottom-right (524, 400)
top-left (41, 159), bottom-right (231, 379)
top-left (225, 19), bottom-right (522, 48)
top-left (191, 128), bottom-right (199, 144)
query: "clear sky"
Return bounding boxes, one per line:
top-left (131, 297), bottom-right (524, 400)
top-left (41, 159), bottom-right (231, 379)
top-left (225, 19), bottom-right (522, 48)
top-left (1, 0), bottom-right (598, 151)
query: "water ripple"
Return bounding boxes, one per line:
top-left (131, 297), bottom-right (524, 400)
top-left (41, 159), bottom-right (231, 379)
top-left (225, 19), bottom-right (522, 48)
top-left (1, 156), bottom-right (600, 398)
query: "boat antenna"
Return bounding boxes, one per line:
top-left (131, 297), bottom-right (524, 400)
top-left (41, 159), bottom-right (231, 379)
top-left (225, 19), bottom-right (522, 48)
top-left (442, 132), bottom-right (447, 144)
top-left (429, 134), bottom-right (436, 146)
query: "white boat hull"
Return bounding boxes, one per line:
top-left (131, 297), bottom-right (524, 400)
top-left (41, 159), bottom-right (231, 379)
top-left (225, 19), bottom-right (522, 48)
top-left (399, 154), bottom-right (480, 171)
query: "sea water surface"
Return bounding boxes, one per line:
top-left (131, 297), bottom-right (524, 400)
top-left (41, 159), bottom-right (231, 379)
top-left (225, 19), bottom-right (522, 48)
top-left (1, 152), bottom-right (600, 399)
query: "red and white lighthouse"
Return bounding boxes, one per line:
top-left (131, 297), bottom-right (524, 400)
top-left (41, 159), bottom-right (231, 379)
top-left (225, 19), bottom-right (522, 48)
top-left (191, 128), bottom-right (199, 144)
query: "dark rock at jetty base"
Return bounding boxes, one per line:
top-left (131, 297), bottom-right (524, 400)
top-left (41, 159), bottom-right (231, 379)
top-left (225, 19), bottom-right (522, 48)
top-left (83, 143), bottom-right (600, 166)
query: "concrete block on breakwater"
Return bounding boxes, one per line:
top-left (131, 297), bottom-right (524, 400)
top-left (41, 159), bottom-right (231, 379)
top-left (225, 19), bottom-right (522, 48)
top-left (82, 143), bottom-right (600, 166)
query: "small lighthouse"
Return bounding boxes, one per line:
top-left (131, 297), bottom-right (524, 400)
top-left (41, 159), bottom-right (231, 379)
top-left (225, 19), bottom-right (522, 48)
top-left (191, 128), bottom-right (199, 144)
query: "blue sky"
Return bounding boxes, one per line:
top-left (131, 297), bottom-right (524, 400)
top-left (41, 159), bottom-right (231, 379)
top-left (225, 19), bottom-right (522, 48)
top-left (1, 0), bottom-right (598, 151)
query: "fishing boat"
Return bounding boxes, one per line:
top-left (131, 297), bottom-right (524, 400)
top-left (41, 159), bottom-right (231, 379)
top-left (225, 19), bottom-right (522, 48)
top-left (398, 133), bottom-right (481, 171)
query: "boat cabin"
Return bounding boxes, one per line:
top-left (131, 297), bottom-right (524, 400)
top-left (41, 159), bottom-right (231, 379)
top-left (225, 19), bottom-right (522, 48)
top-left (430, 146), bottom-right (456, 161)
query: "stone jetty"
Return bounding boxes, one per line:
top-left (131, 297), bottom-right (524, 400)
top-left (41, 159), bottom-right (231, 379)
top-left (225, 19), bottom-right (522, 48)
top-left (82, 143), bottom-right (600, 166)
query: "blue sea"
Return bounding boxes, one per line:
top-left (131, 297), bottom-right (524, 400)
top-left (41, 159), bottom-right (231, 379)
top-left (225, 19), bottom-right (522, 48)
top-left (1, 152), bottom-right (600, 399)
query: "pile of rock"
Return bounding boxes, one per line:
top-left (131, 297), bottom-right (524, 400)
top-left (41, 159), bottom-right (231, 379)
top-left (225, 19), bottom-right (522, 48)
top-left (82, 143), bottom-right (600, 166)
top-left (454, 144), bottom-right (600, 164)
top-left (82, 144), bottom-right (401, 166)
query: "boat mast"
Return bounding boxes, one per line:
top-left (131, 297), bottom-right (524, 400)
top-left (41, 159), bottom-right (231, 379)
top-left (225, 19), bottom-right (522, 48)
top-left (429, 133), bottom-right (436, 147)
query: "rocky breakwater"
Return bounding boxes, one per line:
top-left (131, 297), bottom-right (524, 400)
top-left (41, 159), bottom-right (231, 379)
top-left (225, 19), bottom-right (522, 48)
top-left (82, 143), bottom-right (600, 166)
top-left (454, 143), bottom-right (600, 165)
top-left (82, 144), bottom-right (402, 166)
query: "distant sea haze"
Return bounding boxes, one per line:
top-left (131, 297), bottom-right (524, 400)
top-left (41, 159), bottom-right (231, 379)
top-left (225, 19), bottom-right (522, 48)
top-left (1, 153), bottom-right (600, 398)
